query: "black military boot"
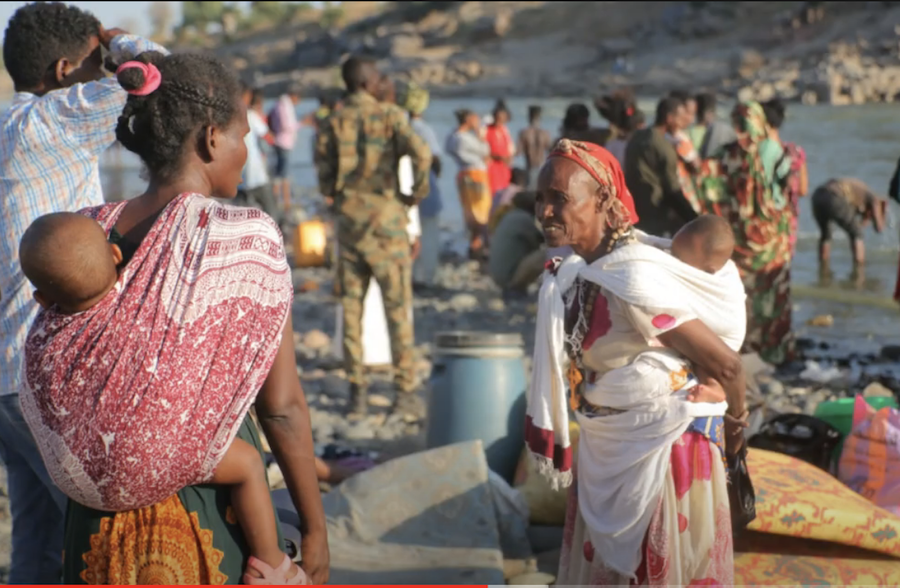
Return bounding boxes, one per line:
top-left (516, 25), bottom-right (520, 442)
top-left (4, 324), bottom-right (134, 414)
top-left (348, 384), bottom-right (368, 418)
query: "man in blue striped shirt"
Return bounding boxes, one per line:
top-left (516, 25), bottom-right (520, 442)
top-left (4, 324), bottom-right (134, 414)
top-left (0, 3), bottom-right (166, 583)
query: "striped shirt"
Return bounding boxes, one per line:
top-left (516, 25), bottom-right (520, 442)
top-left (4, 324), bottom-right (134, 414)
top-left (0, 34), bottom-right (167, 396)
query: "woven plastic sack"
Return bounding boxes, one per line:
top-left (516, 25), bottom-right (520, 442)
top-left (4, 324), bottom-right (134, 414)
top-left (838, 394), bottom-right (900, 515)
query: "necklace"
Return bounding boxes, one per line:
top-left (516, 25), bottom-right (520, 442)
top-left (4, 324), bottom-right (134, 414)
top-left (562, 227), bottom-right (636, 415)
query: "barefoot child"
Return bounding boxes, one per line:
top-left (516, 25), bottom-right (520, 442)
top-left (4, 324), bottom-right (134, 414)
top-left (19, 52), bottom-right (319, 584)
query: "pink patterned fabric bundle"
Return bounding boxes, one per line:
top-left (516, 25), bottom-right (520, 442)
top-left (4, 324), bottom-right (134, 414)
top-left (21, 193), bottom-right (293, 511)
top-left (839, 395), bottom-right (900, 515)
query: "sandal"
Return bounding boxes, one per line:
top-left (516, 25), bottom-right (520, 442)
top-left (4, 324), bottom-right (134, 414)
top-left (242, 553), bottom-right (308, 585)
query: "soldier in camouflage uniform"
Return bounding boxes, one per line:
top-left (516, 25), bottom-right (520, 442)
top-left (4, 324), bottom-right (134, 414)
top-left (316, 56), bottom-right (431, 416)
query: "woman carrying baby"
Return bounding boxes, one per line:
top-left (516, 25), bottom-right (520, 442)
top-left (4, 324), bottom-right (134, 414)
top-left (19, 52), bottom-right (328, 584)
top-left (527, 139), bottom-right (748, 585)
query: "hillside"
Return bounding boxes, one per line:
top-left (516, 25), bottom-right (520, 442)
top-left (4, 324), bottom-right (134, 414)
top-left (1, 1), bottom-right (898, 105)
top-left (214, 0), bottom-right (900, 105)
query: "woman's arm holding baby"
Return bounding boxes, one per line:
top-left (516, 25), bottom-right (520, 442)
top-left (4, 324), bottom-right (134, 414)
top-left (658, 319), bottom-right (748, 453)
top-left (256, 316), bottom-right (330, 584)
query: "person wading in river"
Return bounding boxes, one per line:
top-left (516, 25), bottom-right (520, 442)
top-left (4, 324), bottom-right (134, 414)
top-left (518, 105), bottom-right (552, 185)
top-left (811, 177), bottom-right (887, 285)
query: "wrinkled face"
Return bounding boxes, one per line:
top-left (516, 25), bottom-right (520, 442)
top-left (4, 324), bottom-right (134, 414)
top-left (209, 100), bottom-right (250, 199)
top-left (535, 158), bottom-right (607, 254)
top-left (57, 36), bottom-right (104, 87)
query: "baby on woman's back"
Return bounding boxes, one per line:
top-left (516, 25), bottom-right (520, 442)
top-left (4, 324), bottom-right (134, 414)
top-left (583, 214), bottom-right (743, 409)
top-left (670, 214), bottom-right (735, 276)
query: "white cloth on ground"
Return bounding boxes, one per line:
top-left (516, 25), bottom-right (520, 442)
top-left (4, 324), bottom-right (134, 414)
top-left (527, 230), bottom-right (746, 578)
top-left (414, 215), bottom-right (441, 285)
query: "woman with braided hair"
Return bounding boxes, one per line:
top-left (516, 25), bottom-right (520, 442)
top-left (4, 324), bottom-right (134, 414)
top-left (19, 51), bottom-right (328, 584)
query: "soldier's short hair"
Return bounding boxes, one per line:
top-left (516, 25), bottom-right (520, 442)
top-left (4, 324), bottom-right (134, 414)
top-left (342, 55), bottom-right (377, 93)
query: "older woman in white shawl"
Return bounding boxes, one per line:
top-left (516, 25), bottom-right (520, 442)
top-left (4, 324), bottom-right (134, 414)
top-left (526, 139), bottom-right (749, 585)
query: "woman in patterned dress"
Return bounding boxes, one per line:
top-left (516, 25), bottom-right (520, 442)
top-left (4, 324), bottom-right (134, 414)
top-left (528, 140), bottom-right (748, 585)
top-left (721, 102), bottom-right (795, 365)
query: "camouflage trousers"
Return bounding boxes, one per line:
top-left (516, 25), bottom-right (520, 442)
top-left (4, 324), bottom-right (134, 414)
top-left (337, 240), bottom-right (416, 393)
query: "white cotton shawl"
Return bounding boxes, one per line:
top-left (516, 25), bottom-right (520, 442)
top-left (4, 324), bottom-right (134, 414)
top-left (526, 231), bottom-right (746, 578)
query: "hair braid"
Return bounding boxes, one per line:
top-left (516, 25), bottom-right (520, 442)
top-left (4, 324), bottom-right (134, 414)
top-left (113, 51), bottom-right (241, 182)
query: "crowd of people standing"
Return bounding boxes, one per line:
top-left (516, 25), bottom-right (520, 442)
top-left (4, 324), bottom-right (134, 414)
top-left (3, 2), bottom-right (900, 587)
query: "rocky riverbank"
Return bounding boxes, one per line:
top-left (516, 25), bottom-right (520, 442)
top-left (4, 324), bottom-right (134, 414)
top-left (3, 248), bottom-right (900, 582)
top-left (288, 251), bottom-right (900, 455)
top-left (210, 1), bottom-right (900, 106)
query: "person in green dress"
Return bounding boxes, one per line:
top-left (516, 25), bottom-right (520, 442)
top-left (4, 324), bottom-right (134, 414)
top-left (719, 101), bottom-right (795, 365)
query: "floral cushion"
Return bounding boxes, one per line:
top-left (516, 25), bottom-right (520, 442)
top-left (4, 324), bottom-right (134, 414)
top-left (735, 552), bottom-right (900, 585)
top-left (747, 448), bottom-right (900, 557)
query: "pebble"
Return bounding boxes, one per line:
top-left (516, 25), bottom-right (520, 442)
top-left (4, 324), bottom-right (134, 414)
top-left (449, 293), bottom-right (479, 312)
top-left (488, 299), bottom-right (506, 312)
top-left (303, 329), bottom-right (332, 351)
top-left (344, 422), bottom-right (375, 440)
top-left (368, 394), bottom-right (392, 408)
top-left (761, 379), bottom-right (785, 397)
top-left (807, 314), bottom-right (834, 327)
top-left (863, 381), bottom-right (893, 398)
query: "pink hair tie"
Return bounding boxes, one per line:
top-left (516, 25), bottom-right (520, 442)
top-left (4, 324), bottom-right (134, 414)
top-left (115, 61), bottom-right (162, 96)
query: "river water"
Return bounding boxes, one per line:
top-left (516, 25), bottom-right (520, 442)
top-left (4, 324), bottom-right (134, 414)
top-left (94, 96), bottom-right (900, 353)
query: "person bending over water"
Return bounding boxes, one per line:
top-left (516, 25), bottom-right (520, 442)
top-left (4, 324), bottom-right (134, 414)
top-left (811, 177), bottom-right (887, 279)
top-left (20, 52), bottom-right (328, 585)
top-left (20, 212), bottom-right (306, 585)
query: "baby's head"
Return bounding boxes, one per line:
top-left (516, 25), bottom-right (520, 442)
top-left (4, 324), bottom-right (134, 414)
top-left (20, 212), bottom-right (122, 314)
top-left (670, 215), bottom-right (734, 274)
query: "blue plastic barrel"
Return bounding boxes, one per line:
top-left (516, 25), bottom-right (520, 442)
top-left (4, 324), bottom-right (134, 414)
top-left (426, 331), bottom-right (527, 482)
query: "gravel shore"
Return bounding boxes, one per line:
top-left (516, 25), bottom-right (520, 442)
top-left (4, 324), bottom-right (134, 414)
top-left (2, 253), bottom-right (899, 582)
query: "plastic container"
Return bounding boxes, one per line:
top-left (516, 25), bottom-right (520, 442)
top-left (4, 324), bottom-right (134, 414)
top-left (426, 332), bottom-right (527, 482)
top-left (814, 396), bottom-right (899, 437)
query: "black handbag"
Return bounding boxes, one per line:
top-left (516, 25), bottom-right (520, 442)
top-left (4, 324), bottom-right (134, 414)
top-left (748, 414), bottom-right (842, 472)
top-left (726, 442), bottom-right (756, 534)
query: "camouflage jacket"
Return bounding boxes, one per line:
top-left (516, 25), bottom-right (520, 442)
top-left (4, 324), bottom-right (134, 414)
top-left (315, 92), bottom-right (431, 252)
